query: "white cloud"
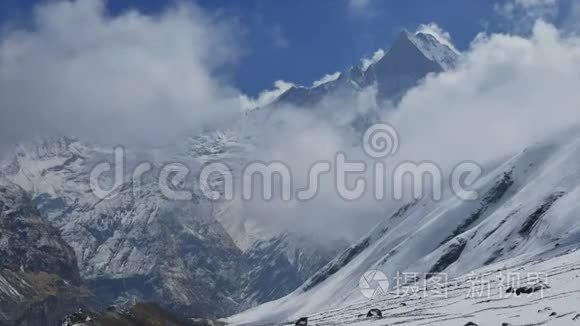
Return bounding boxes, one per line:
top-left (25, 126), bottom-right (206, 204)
top-left (4, 0), bottom-right (580, 245)
top-left (495, 0), bottom-right (559, 33)
top-left (389, 21), bottom-right (580, 169)
top-left (239, 80), bottom-right (295, 110)
top-left (242, 21), bottom-right (580, 240)
top-left (347, 0), bottom-right (375, 18)
top-left (0, 0), bottom-right (242, 153)
top-left (236, 88), bottom-right (386, 240)
top-left (514, 0), bottom-right (556, 8)
top-left (312, 72), bottom-right (341, 87)
top-left (269, 24), bottom-right (289, 48)
top-left (416, 23), bottom-right (461, 54)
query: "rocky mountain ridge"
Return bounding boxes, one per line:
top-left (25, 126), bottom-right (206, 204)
top-left (273, 30), bottom-right (459, 108)
top-left (0, 180), bottom-right (88, 326)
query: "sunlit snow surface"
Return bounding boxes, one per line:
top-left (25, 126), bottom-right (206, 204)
top-left (227, 131), bottom-right (580, 325)
top-left (228, 247), bottom-right (580, 325)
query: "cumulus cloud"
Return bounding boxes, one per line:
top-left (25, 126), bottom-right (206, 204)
top-left (389, 21), bottom-right (580, 171)
top-left (4, 0), bottom-right (580, 245)
top-left (234, 89), bottom-right (386, 241)
top-left (0, 0), bottom-right (242, 154)
top-left (235, 20), bottom-right (580, 241)
top-left (495, 0), bottom-right (559, 33)
top-left (239, 80), bottom-right (295, 110)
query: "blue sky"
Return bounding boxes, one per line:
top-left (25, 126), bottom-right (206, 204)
top-left (0, 0), bottom-right (572, 96)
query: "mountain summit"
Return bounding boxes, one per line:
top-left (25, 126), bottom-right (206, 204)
top-left (273, 30), bottom-right (459, 108)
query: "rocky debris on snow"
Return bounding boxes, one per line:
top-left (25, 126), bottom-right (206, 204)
top-left (538, 307), bottom-right (552, 313)
top-left (464, 322), bottom-right (478, 326)
top-left (506, 280), bottom-right (551, 296)
top-left (62, 309), bottom-right (92, 326)
top-left (228, 244), bottom-right (580, 325)
top-left (514, 281), bottom-right (551, 295)
top-left (366, 308), bottom-right (383, 319)
top-left (295, 317), bottom-right (308, 326)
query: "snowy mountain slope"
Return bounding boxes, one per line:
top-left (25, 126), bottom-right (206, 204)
top-left (227, 133), bottom-right (580, 325)
top-left (238, 234), bottom-right (347, 311)
top-left (231, 246), bottom-right (580, 325)
top-left (191, 132), bottom-right (348, 308)
top-left (273, 30), bottom-right (459, 108)
top-left (0, 135), bottom-right (342, 318)
top-left (2, 137), bottom-right (248, 317)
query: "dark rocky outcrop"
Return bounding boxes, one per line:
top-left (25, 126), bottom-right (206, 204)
top-left (514, 281), bottom-right (550, 296)
top-left (519, 192), bottom-right (564, 236)
top-left (273, 31), bottom-right (458, 109)
top-left (62, 303), bottom-right (223, 326)
top-left (442, 171), bottom-right (514, 246)
top-left (366, 308), bottom-right (383, 319)
top-left (428, 238), bottom-right (467, 276)
top-left (0, 182), bottom-right (88, 326)
top-left (302, 237), bottom-right (370, 291)
top-left (295, 317), bottom-right (308, 326)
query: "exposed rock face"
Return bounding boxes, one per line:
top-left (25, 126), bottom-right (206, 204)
top-left (0, 182), bottom-right (80, 283)
top-left (0, 137), bottom-right (342, 318)
top-left (77, 187), bottom-right (248, 318)
top-left (0, 28), bottom-right (460, 321)
top-left (63, 303), bottom-right (223, 326)
top-left (0, 181), bottom-right (85, 326)
top-left (2, 139), bottom-right (250, 317)
top-left (240, 234), bottom-right (345, 309)
top-left (0, 29), bottom-right (461, 320)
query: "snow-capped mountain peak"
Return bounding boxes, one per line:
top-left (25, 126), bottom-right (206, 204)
top-left (271, 29), bottom-right (459, 108)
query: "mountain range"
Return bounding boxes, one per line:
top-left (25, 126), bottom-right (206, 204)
top-left (273, 30), bottom-right (458, 108)
top-left (0, 135), bottom-right (344, 323)
top-left (3, 26), bottom-right (572, 326)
